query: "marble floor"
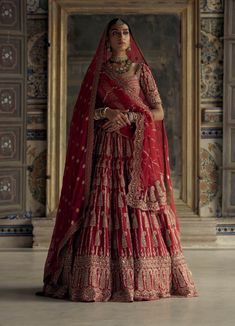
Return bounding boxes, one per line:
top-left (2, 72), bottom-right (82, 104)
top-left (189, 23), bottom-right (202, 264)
top-left (0, 249), bottom-right (234, 326)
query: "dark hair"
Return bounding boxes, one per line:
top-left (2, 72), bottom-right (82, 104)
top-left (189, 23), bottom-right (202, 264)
top-left (106, 18), bottom-right (132, 35)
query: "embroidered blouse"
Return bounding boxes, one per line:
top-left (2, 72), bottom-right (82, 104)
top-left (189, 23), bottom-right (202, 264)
top-left (95, 62), bottom-right (163, 119)
top-left (139, 63), bottom-right (162, 109)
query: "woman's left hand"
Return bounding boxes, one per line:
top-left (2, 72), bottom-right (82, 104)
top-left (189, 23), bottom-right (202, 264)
top-left (102, 120), bottom-right (126, 132)
top-left (102, 112), bottom-right (131, 132)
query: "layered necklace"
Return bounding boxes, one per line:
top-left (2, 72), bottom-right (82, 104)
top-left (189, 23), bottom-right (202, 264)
top-left (107, 56), bottom-right (132, 74)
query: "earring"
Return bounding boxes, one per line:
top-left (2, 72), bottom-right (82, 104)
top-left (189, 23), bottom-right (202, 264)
top-left (127, 46), bottom-right (131, 51)
top-left (106, 42), bottom-right (112, 52)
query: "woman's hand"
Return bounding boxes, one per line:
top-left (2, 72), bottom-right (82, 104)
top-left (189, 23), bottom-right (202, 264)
top-left (102, 108), bottom-right (131, 132)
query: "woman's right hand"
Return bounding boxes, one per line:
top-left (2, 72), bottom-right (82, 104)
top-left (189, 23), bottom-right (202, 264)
top-left (102, 107), bottom-right (131, 131)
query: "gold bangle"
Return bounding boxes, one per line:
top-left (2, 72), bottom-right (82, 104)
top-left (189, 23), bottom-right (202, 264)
top-left (126, 111), bottom-right (138, 123)
top-left (102, 107), bottom-right (109, 118)
top-left (94, 107), bottom-right (109, 120)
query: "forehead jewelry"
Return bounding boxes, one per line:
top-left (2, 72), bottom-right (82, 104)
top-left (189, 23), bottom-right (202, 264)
top-left (116, 18), bottom-right (124, 25)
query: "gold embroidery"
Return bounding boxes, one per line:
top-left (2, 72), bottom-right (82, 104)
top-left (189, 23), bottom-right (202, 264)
top-left (152, 231), bottom-right (159, 247)
top-left (141, 231), bottom-right (147, 247)
top-left (139, 63), bottom-right (162, 108)
top-left (122, 231), bottom-right (128, 248)
top-left (118, 193), bottom-right (124, 208)
top-left (102, 211), bottom-right (108, 228)
top-left (43, 61), bottom-right (198, 302)
top-left (143, 211), bottom-right (149, 228)
top-left (124, 212), bottom-right (130, 229)
top-left (43, 248), bottom-right (198, 301)
top-left (89, 209), bottom-right (97, 226)
top-left (155, 176), bottom-right (167, 206)
top-left (100, 68), bottom-right (168, 212)
top-left (131, 212), bottom-right (138, 229)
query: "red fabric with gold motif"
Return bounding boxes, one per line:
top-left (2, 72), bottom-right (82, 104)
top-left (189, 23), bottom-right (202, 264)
top-left (42, 23), bottom-right (180, 285)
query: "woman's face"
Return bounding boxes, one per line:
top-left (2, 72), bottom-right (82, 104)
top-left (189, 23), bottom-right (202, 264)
top-left (107, 23), bottom-right (130, 53)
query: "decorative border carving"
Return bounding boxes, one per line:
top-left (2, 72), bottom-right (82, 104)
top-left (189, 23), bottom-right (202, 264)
top-left (0, 224), bottom-right (32, 236)
top-left (201, 127), bottom-right (223, 138)
top-left (0, 168), bottom-right (24, 212)
top-left (0, 37), bottom-right (22, 75)
top-left (0, 0), bottom-right (27, 218)
top-left (201, 107), bottom-right (223, 124)
top-left (0, 127), bottom-right (21, 161)
top-left (0, 0), bottom-right (23, 31)
top-left (26, 129), bottom-right (47, 141)
top-left (216, 224), bottom-right (235, 235)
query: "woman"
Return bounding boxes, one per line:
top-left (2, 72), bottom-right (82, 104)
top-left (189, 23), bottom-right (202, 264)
top-left (36, 18), bottom-right (199, 302)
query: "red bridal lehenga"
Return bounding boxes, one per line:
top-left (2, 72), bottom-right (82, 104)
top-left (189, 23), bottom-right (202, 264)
top-left (38, 23), bottom-right (199, 302)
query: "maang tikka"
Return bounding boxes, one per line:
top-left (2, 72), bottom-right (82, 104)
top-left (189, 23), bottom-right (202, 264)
top-left (116, 18), bottom-right (124, 25)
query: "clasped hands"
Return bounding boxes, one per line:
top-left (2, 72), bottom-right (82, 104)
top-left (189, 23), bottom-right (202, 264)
top-left (100, 106), bottom-right (162, 132)
top-left (102, 108), bottom-right (131, 132)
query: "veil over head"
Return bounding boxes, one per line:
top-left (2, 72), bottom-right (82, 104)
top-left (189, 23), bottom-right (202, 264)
top-left (43, 19), bottom-right (180, 284)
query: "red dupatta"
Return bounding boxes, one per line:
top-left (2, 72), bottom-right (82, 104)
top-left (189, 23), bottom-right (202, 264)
top-left (97, 68), bottom-right (174, 211)
top-left (42, 22), bottom-right (180, 284)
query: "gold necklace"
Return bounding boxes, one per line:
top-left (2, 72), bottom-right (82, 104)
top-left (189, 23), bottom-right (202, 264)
top-left (109, 56), bottom-right (128, 64)
top-left (107, 58), bottom-right (132, 74)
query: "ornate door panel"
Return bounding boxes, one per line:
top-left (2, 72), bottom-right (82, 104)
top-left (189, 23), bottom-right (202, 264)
top-left (0, 0), bottom-right (27, 216)
top-left (223, 0), bottom-right (235, 216)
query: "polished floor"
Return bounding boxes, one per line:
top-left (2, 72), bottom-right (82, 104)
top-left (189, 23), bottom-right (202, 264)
top-left (0, 249), bottom-right (234, 326)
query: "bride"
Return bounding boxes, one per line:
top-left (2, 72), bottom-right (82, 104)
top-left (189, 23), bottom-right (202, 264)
top-left (36, 18), bottom-right (199, 302)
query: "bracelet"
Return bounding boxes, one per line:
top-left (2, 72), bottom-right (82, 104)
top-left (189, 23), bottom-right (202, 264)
top-left (102, 106), bottom-right (109, 117)
top-left (94, 107), bottom-right (109, 120)
top-left (126, 111), bottom-right (139, 123)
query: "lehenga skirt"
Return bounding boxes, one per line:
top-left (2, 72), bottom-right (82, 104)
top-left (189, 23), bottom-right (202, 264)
top-left (43, 124), bottom-right (199, 302)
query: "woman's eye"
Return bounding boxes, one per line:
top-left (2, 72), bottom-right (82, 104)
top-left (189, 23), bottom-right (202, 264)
top-left (111, 30), bottom-right (129, 37)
